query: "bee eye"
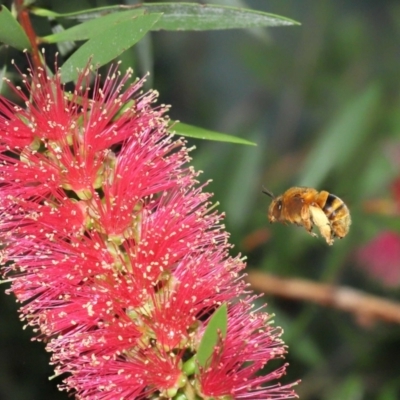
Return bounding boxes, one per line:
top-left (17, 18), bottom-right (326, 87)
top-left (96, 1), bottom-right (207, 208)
top-left (277, 201), bottom-right (282, 211)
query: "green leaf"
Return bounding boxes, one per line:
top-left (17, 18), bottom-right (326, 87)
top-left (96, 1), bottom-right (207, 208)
top-left (223, 130), bottom-right (266, 228)
top-left (0, 5), bottom-right (31, 50)
top-left (299, 83), bottom-right (381, 188)
top-left (41, 9), bottom-right (145, 43)
top-left (141, 2), bottom-right (300, 30)
top-left (60, 13), bottom-right (161, 83)
top-left (173, 122), bottom-right (256, 145)
top-left (196, 304), bottom-right (227, 373)
top-left (0, 65), bottom-right (7, 93)
top-left (32, 3), bottom-right (299, 31)
top-left (31, 5), bottom-right (127, 20)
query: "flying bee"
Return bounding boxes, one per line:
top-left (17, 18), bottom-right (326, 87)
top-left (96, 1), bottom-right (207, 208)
top-left (263, 186), bottom-right (351, 245)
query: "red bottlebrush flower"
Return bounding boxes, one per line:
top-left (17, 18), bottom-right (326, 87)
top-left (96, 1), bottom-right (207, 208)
top-left (198, 301), bottom-right (297, 399)
top-left (356, 231), bottom-right (400, 287)
top-left (0, 62), bottom-right (298, 399)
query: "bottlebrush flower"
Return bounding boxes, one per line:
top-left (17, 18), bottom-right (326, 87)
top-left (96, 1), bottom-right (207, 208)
top-left (0, 62), bottom-right (298, 399)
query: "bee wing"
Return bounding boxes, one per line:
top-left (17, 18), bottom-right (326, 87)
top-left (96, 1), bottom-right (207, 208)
top-left (309, 205), bottom-right (333, 245)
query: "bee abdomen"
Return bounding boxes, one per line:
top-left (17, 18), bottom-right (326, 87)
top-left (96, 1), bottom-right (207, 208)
top-left (323, 193), bottom-right (346, 219)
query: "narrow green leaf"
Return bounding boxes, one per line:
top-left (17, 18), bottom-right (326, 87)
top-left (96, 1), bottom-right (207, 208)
top-left (0, 5), bottom-right (31, 50)
top-left (196, 304), bottom-right (227, 373)
top-left (299, 84), bottom-right (381, 188)
top-left (141, 2), bottom-right (300, 30)
top-left (60, 14), bottom-right (161, 83)
top-left (224, 130), bottom-right (266, 228)
top-left (0, 65), bottom-right (7, 93)
top-left (135, 33), bottom-right (154, 87)
top-left (32, 3), bottom-right (299, 30)
top-left (42, 9), bottom-right (144, 43)
top-left (31, 5), bottom-right (126, 20)
top-left (173, 122), bottom-right (256, 146)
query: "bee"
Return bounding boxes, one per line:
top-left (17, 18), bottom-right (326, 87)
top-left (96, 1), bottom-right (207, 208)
top-left (263, 186), bottom-right (351, 245)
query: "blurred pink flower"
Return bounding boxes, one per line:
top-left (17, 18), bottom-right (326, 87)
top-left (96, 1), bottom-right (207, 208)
top-left (356, 231), bottom-right (400, 287)
top-left (0, 64), bottom-right (298, 399)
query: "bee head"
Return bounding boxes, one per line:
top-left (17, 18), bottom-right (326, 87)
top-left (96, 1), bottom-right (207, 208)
top-left (262, 187), bottom-right (282, 223)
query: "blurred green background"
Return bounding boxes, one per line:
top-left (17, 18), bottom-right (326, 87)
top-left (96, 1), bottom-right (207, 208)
top-left (1, 0), bottom-right (400, 399)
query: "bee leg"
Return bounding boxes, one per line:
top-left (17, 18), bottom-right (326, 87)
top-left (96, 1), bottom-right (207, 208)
top-left (309, 205), bottom-right (334, 245)
top-left (300, 205), bottom-right (317, 238)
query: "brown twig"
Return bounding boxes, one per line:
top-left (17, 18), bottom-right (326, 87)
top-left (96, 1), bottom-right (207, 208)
top-left (246, 271), bottom-right (400, 325)
top-left (14, 0), bottom-right (42, 70)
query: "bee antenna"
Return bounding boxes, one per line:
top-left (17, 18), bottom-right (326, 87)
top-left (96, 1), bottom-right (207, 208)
top-left (262, 186), bottom-right (275, 198)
